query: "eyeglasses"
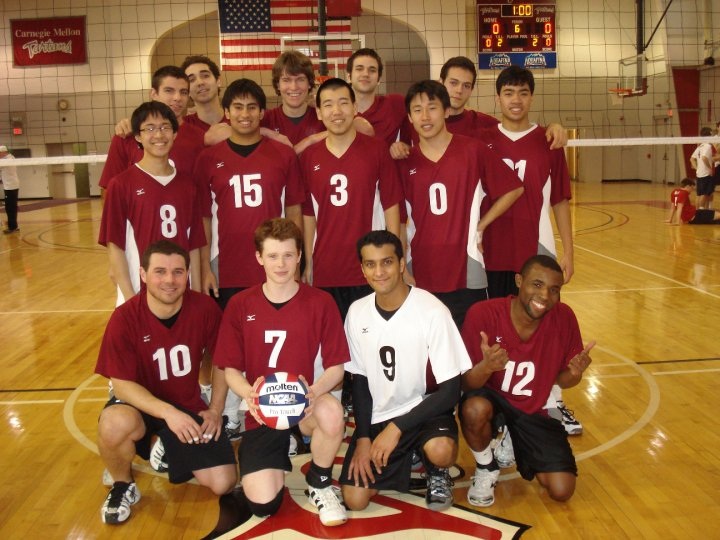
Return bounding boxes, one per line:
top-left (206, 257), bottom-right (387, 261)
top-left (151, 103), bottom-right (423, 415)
top-left (139, 124), bottom-right (174, 134)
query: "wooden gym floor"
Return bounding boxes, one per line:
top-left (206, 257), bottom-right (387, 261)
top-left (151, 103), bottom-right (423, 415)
top-left (0, 182), bottom-right (719, 539)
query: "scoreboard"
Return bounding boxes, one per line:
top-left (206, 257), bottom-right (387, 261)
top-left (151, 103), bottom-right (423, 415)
top-left (477, 1), bottom-right (557, 70)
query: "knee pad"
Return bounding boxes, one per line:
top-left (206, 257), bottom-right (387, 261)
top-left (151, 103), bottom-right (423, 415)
top-left (247, 488), bottom-right (284, 517)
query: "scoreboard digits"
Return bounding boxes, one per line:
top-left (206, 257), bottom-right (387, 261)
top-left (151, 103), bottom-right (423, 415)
top-left (477, 1), bottom-right (557, 69)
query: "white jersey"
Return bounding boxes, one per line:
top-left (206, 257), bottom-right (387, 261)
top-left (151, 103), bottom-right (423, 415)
top-left (344, 287), bottom-right (472, 424)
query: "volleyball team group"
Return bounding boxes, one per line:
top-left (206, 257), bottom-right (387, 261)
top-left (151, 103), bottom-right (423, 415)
top-left (94, 47), bottom-right (594, 535)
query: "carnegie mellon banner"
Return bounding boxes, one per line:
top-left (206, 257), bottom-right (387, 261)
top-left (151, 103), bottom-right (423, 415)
top-left (11, 16), bottom-right (87, 67)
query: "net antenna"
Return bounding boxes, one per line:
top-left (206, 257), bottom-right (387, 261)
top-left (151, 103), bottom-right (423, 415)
top-left (279, 34), bottom-right (365, 78)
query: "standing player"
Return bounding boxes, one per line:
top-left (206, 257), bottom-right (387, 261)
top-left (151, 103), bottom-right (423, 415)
top-left (398, 80), bottom-right (524, 328)
top-left (193, 78), bottom-right (305, 309)
top-left (346, 48), bottom-right (407, 145)
top-left (301, 78), bottom-right (402, 319)
top-left (480, 66), bottom-right (579, 438)
top-left (459, 255), bottom-right (593, 507)
top-left (0, 145), bottom-right (20, 234)
top-left (690, 127), bottom-right (715, 209)
top-left (181, 55), bottom-right (227, 132)
top-left (392, 56), bottom-right (567, 158)
top-left (95, 240), bottom-right (236, 525)
top-left (214, 218), bottom-right (348, 527)
top-left (341, 230), bottom-right (472, 512)
top-left (98, 101), bottom-right (205, 305)
top-left (98, 66), bottom-right (205, 194)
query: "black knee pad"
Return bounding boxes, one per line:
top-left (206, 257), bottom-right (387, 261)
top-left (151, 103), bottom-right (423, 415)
top-left (247, 488), bottom-right (284, 517)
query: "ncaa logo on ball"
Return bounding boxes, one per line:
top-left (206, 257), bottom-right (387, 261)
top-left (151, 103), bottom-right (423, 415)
top-left (255, 372), bottom-right (308, 430)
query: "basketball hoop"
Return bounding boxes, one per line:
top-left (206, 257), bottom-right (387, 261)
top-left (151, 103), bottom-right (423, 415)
top-left (316, 74), bottom-right (333, 84)
top-left (608, 87), bottom-right (634, 98)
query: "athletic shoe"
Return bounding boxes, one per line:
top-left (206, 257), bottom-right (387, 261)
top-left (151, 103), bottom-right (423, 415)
top-left (467, 465), bottom-right (500, 507)
top-left (2, 228), bottom-right (19, 234)
top-left (424, 466), bottom-right (454, 511)
top-left (493, 426), bottom-right (515, 468)
top-left (225, 418), bottom-right (244, 442)
top-left (557, 401), bottom-right (583, 435)
top-left (308, 485), bottom-right (347, 527)
top-left (101, 481), bottom-right (140, 524)
top-left (410, 449), bottom-right (424, 472)
top-left (149, 438), bottom-right (168, 473)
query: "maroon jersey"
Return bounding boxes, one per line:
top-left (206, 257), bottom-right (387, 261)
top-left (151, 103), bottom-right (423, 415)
top-left (670, 188), bottom-right (695, 223)
top-left (357, 94), bottom-right (407, 146)
top-left (480, 125), bottom-right (572, 272)
top-left (261, 106), bottom-right (324, 146)
top-left (300, 133), bottom-right (403, 287)
top-left (98, 122), bottom-right (205, 189)
top-left (400, 108), bottom-right (499, 146)
top-left (462, 296), bottom-right (583, 415)
top-left (397, 134), bottom-right (522, 292)
top-left (184, 112), bottom-right (230, 133)
top-left (214, 283), bottom-right (349, 429)
top-left (95, 289), bottom-right (222, 414)
top-left (98, 166), bottom-right (206, 292)
top-left (194, 138), bottom-right (305, 288)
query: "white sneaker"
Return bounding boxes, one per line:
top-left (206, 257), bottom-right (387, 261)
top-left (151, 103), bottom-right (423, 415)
top-left (308, 485), bottom-right (347, 527)
top-left (556, 400), bottom-right (583, 435)
top-left (149, 438), bottom-right (168, 473)
top-left (493, 426), bottom-right (515, 468)
top-left (102, 469), bottom-right (113, 486)
top-left (467, 466), bottom-right (500, 507)
top-left (101, 481), bottom-right (141, 524)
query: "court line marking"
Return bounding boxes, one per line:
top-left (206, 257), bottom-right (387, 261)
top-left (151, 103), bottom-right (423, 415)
top-left (575, 244), bottom-right (720, 300)
top-left (0, 399), bottom-right (64, 405)
top-left (562, 286), bottom-right (686, 294)
top-left (652, 368), bottom-right (720, 376)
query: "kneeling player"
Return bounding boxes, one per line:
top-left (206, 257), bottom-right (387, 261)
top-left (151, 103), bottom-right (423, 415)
top-left (95, 240), bottom-right (237, 524)
top-left (459, 255), bottom-right (594, 507)
top-left (214, 218), bottom-right (349, 527)
top-left (341, 230), bottom-right (472, 512)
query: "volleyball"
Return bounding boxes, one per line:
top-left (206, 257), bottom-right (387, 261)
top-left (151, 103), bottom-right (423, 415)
top-left (254, 372), bottom-right (308, 430)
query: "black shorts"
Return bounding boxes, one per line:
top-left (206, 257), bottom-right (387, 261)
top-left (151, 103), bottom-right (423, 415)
top-left (103, 397), bottom-right (236, 484)
top-left (238, 425), bottom-right (293, 477)
top-left (696, 176), bottom-right (714, 196)
top-left (689, 209), bottom-right (720, 224)
top-left (486, 271), bottom-right (519, 299)
top-left (339, 412), bottom-right (458, 492)
top-left (320, 285), bottom-right (373, 321)
top-left (459, 388), bottom-right (576, 481)
top-left (432, 288), bottom-right (488, 329)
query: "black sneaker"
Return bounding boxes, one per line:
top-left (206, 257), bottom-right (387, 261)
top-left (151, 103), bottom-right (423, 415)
top-left (424, 465), bottom-right (453, 511)
top-left (101, 481), bottom-right (140, 524)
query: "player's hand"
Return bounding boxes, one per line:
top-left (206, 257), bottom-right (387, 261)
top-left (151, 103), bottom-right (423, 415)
top-left (353, 116), bottom-right (375, 137)
top-left (202, 269), bottom-right (219, 298)
top-left (567, 341), bottom-right (595, 378)
top-left (245, 376), bottom-right (265, 426)
top-left (259, 127), bottom-right (293, 148)
top-left (198, 408), bottom-right (223, 442)
top-left (114, 118), bottom-right (132, 138)
top-left (370, 422), bottom-right (401, 473)
top-left (299, 374), bottom-right (317, 418)
top-left (348, 437), bottom-right (376, 487)
top-left (165, 408), bottom-right (205, 444)
top-left (389, 141), bottom-right (410, 160)
top-left (479, 331), bottom-right (509, 372)
top-left (204, 123), bottom-right (232, 146)
top-left (545, 123), bottom-right (568, 149)
top-left (302, 265), bottom-right (313, 285)
top-left (475, 226), bottom-right (485, 253)
top-left (403, 271), bottom-right (416, 286)
top-left (559, 253), bottom-right (574, 284)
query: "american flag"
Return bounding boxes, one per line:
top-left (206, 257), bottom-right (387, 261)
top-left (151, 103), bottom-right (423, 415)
top-left (219, 0), bottom-right (354, 72)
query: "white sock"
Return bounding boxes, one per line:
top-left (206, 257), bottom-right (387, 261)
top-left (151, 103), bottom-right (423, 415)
top-left (472, 447), bottom-right (494, 467)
